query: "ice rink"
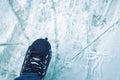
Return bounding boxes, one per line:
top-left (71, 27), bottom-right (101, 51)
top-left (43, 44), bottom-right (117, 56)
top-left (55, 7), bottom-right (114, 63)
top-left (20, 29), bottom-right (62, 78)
top-left (0, 0), bottom-right (120, 80)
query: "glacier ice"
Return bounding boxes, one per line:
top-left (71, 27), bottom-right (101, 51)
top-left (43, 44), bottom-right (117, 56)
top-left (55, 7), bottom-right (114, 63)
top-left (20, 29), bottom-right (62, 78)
top-left (0, 0), bottom-right (120, 80)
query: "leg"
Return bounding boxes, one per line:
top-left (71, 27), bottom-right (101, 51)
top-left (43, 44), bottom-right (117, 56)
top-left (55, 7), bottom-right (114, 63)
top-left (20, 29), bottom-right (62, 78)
top-left (14, 73), bottom-right (41, 80)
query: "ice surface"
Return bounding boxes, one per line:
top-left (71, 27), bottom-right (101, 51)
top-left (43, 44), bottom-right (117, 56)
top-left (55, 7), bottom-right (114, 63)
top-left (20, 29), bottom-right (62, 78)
top-left (0, 0), bottom-right (120, 80)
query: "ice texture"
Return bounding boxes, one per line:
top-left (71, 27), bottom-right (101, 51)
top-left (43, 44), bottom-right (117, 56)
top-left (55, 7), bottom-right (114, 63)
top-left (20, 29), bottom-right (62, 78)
top-left (0, 0), bottom-right (120, 80)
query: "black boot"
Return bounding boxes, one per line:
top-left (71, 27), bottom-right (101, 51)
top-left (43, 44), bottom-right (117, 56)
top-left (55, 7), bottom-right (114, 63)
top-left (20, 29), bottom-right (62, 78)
top-left (20, 38), bottom-right (52, 80)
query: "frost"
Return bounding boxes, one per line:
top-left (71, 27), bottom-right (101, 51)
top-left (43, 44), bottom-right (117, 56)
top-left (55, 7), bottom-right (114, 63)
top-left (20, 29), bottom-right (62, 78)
top-left (0, 0), bottom-right (120, 80)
